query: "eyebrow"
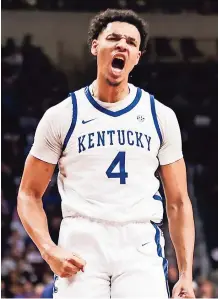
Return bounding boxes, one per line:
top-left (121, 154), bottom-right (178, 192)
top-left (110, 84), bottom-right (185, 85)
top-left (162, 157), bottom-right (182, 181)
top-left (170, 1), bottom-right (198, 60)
top-left (107, 33), bottom-right (137, 43)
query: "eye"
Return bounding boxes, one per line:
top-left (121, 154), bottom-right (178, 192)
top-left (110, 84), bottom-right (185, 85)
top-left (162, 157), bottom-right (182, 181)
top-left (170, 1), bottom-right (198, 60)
top-left (107, 36), bottom-right (119, 41)
top-left (128, 40), bottom-right (137, 46)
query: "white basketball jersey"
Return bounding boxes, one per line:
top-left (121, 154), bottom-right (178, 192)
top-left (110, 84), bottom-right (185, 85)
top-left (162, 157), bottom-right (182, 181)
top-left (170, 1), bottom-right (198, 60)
top-left (57, 83), bottom-right (164, 223)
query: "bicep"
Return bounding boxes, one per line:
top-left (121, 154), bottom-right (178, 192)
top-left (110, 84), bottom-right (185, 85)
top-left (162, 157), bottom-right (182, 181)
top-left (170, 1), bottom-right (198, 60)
top-left (19, 155), bottom-right (56, 198)
top-left (159, 158), bottom-right (189, 205)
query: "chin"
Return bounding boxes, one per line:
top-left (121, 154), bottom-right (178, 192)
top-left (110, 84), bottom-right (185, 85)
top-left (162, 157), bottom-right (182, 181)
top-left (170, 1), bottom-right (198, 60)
top-left (106, 79), bottom-right (121, 87)
top-left (106, 75), bottom-right (124, 87)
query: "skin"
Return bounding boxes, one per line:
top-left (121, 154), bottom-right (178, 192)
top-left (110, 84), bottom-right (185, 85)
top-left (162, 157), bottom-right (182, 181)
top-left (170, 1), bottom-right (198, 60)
top-left (17, 156), bottom-right (86, 277)
top-left (17, 20), bottom-right (195, 298)
top-left (159, 159), bottom-right (195, 298)
top-left (91, 21), bottom-right (141, 103)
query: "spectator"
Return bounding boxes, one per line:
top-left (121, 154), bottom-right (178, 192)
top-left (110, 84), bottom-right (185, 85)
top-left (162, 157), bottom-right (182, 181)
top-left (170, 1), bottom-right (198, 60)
top-left (168, 264), bottom-right (179, 295)
top-left (197, 279), bottom-right (217, 298)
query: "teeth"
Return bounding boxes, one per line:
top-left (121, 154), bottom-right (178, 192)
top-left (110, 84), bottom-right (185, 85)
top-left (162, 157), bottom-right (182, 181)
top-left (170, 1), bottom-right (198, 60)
top-left (115, 56), bottom-right (124, 61)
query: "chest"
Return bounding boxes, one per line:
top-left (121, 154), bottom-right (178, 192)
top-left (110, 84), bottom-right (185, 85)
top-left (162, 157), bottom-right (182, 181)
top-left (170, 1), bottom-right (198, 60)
top-left (66, 105), bottom-right (160, 157)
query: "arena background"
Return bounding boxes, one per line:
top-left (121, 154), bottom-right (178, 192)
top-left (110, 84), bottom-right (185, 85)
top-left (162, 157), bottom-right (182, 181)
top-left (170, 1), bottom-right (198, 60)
top-left (1, 0), bottom-right (218, 297)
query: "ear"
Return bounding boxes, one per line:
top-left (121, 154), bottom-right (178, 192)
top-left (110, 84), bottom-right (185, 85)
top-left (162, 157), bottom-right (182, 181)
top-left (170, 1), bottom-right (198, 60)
top-left (91, 40), bottom-right (98, 56)
top-left (135, 51), bottom-right (142, 66)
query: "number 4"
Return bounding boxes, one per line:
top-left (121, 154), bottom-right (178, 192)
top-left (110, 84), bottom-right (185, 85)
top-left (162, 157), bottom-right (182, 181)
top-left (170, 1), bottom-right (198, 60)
top-left (106, 151), bottom-right (128, 184)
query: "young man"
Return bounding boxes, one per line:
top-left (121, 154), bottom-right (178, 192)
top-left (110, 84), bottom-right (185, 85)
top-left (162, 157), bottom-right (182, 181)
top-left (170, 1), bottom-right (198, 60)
top-left (17, 9), bottom-right (195, 298)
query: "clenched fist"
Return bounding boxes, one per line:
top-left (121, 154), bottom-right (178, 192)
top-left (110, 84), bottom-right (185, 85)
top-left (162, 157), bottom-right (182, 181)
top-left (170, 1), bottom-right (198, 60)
top-left (42, 245), bottom-right (86, 278)
top-left (172, 275), bottom-right (195, 298)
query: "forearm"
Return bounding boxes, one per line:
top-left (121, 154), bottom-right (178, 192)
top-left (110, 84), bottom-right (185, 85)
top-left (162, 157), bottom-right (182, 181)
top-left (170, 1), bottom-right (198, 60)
top-left (167, 197), bottom-right (195, 279)
top-left (17, 191), bottom-right (56, 258)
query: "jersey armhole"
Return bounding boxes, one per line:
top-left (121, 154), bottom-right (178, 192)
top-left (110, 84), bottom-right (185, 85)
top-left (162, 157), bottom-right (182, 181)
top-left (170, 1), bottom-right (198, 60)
top-left (62, 92), bottom-right (78, 152)
top-left (150, 94), bottom-right (163, 146)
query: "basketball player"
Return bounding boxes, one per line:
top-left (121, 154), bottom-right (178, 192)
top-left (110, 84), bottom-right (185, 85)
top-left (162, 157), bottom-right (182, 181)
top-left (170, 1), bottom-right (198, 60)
top-left (17, 9), bottom-right (195, 298)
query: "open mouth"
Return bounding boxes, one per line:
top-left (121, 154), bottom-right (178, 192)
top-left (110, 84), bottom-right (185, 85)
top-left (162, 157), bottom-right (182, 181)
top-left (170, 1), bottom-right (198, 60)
top-left (111, 57), bottom-right (125, 71)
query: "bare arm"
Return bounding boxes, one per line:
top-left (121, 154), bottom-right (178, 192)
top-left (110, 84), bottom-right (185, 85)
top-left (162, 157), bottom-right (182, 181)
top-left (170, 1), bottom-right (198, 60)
top-left (17, 155), bottom-right (86, 276)
top-left (17, 154), bottom-right (56, 257)
top-left (159, 158), bottom-right (195, 280)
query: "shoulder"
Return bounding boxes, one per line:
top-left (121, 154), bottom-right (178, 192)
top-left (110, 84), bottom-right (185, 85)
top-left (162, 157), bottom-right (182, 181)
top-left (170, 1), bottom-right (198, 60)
top-left (42, 86), bottom-right (86, 135)
top-left (42, 96), bottom-right (73, 130)
top-left (44, 96), bottom-right (73, 120)
top-left (140, 87), bottom-right (179, 137)
top-left (154, 98), bottom-right (180, 141)
top-left (46, 85), bottom-right (85, 118)
top-left (38, 96), bottom-right (74, 142)
top-left (139, 87), bottom-right (177, 122)
top-left (154, 98), bottom-right (177, 121)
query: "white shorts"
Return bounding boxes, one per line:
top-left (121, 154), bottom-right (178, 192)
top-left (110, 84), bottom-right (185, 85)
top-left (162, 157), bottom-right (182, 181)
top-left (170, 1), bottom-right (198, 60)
top-left (53, 216), bottom-right (169, 298)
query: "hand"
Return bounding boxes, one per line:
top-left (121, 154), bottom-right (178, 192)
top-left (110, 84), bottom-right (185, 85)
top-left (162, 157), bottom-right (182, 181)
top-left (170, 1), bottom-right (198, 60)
top-left (43, 245), bottom-right (86, 278)
top-left (172, 275), bottom-right (195, 298)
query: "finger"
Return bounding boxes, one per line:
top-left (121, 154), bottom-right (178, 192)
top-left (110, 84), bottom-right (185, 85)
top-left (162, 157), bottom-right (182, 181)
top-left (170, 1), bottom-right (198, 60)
top-left (62, 260), bottom-right (81, 274)
top-left (67, 255), bottom-right (86, 270)
top-left (69, 261), bottom-right (85, 272)
top-left (178, 290), bottom-right (192, 298)
top-left (59, 265), bottom-right (79, 277)
top-left (181, 291), bottom-right (195, 299)
top-left (172, 286), bottom-right (180, 298)
top-left (64, 264), bottom-right (80, 274)
top-left (64, 272), bottom-right (73, 278)
top-left (59, 272), bottom-right (74, 278)
top-left (72, 254), bottom-right (86, 267)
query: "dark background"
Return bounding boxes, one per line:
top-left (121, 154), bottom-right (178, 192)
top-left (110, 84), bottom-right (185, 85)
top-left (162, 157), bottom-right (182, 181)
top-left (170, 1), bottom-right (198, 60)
top-left (1, 0), bottom-right (218, 298)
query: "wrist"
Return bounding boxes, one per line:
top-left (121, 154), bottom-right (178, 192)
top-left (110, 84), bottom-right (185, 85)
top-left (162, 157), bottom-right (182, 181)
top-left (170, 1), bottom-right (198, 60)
top-left (40, 242), bottom-right (56, 261)
top-left (179, 271), bottom-right (193, 280)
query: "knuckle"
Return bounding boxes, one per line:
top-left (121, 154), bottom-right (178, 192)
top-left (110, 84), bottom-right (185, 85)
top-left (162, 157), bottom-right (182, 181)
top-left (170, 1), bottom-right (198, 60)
top-left (60, 264), bottom-right (66, 274)
top-left (62, 264), bottom-right (68, 271)
top-left (63, 258), bottom-right (68, 265)
top-left (70, 266), bottom-right (78, 273)
top-left (61, 261), bottom-right (67, 272)
top-left (70, 265), bottom-right (78, 273)
top-left (65, 266), bottom-right (71, 273)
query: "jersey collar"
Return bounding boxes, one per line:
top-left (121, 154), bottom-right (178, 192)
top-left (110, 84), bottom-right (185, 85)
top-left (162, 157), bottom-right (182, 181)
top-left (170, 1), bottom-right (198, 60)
top-left (84, 85), bottom-right (142, 117)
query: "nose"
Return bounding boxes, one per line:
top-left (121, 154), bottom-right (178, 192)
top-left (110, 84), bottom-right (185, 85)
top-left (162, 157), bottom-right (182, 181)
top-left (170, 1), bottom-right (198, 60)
top-left (115, 38), bottom-right (128, 51)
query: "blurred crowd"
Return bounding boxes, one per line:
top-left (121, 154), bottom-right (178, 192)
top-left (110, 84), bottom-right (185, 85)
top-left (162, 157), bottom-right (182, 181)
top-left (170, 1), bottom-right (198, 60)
top-left (2, 0), bottom-right (218, 14)
top-left (1, 19), bottom-right (218, 299)
top-left (1, 34), bottom-right (67, 298)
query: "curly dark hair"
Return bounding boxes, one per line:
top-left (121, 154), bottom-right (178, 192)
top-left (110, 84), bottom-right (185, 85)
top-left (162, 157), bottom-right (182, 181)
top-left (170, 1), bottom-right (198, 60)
top-left (87, 9), bottom-right (149, 54)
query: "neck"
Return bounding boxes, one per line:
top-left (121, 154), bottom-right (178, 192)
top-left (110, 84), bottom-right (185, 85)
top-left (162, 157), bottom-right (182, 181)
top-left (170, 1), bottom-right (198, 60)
top-left (93, 75), bottom-right (129, 103)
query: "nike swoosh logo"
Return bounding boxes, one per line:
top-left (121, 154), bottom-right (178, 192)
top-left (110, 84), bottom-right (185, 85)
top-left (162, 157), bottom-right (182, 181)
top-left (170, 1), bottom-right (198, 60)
top-left (142, 242), bottom-right (150, 246)
top-left (82, 118), bottom-right (96, 124)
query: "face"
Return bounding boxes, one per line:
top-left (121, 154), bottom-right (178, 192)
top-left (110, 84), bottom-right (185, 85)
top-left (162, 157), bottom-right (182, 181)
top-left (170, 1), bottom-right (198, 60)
top-left (91, 21), bottom-right (141, 86)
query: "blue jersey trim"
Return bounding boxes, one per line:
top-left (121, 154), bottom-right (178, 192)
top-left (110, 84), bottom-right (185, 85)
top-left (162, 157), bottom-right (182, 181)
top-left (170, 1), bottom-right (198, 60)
top-left (151, 222), bottom-right (170, 298)
top-left (153, 193), bottom-right (164, 225)
top-left (84, 86), bottom-right (142, 117)
top-left (62, 92), bottom-right (78, 152)
top-left (53, 274), bottom-right (58, 295)
top-left (150, 95), bottom-right (163, 145)
top-left (153, 194), bottom-right (162, 201)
